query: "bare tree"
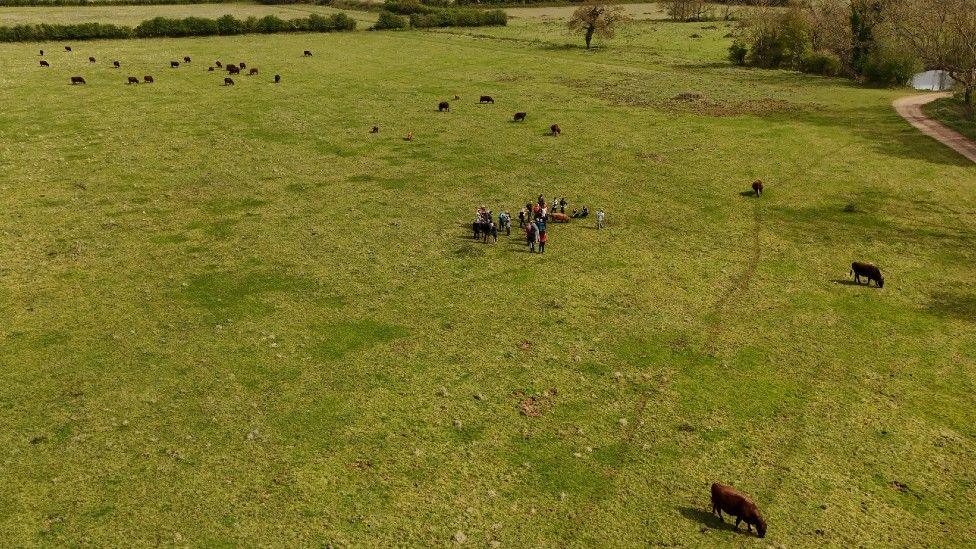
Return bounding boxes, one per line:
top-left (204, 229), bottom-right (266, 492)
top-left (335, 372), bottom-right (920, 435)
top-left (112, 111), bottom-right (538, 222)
top-left (891, 0), bottom-right (976, 107)
top-left (567, 3), bottom-right (630, 49)
top-left (665, 0), bottom-right (710, 22)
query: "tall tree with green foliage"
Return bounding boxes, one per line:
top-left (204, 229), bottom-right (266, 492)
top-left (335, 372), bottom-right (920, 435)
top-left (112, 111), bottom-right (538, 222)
top-left (567, 3), bottom-right (629, 49)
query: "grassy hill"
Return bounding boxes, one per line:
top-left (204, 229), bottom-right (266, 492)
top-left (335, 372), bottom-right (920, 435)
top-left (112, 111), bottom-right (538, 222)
top-left (1, 9), bottom-right (974, 546)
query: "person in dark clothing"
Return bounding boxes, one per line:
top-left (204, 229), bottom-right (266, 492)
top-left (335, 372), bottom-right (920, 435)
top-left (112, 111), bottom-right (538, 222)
top-left (538, 229), bottom-right (547, 253)
top-left (525, 222), bottom-right (537, 253)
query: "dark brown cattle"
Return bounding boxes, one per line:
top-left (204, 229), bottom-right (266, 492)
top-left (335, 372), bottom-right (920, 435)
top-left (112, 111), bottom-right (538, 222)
top-left (70, 76), bottom-right (86, 85)
top-left (208, 66), bottom-right (215, 72)
top-left (113, 60), bottom-right (120, 68)
top-left (227, 65), bottom-right (240, 74)
top-left (711, 484), bottom-right (766, 538)
top-left (216, 60), bottom-right (223, 68)
top-left (552, 212), bottom-right (570, 223)
top-left (369, 126), bottom-right (379, 134)
top-left (513, 112), bottom-right (526, 122)
top-left (65, 46), bottom-right (72, 52)
top-left (239, 62), bottom-right (246, 69)
top-left (479, 95), bottom-right (494, 103)
top-left (88, 56), bottom-right (96, 63)
top-left (248, 68), bottom-right (258, 76)
top-left (851, 262), bottom-right (884, 288)
top-left (39, 60), bottom-right (50, 67)
top-left (550, 124), bottom-right (561, 136)
top-left (183, 56), bottom-right (191, 63)
top-left (453, 94), bottom-right (460, 100)
top-left (303, 50), bottom-right (312, 57)
top-left (144, 75), bottom-right (154, 83)
top-left (39, 49), bottom-right (44, 56)
top-left (170, 61), bottom-right (179, 68)
top-left (438, 101), bottom-right (450, 112)
top-left (127, 76), bottom-right (139, 84)
top-left (224, 77), bottom-right (235, 86)
top-left (274, 74), bottom-right (281, 84)
top-left (752, 180), bottom-right (763, 196)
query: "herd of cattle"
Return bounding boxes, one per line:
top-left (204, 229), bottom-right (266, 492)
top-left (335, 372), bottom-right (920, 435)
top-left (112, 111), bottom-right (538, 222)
top-left (37, 44), bottom-right (288, 86)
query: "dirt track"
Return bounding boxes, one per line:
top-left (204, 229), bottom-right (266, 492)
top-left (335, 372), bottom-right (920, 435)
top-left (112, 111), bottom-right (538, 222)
top-left (893, 92), bottom-right (976, 163)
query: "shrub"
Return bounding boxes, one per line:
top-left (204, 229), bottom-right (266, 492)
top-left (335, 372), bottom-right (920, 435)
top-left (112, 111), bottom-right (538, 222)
top-left (410, 8), bottom-right (506, 28)
top-left (728, 41), bottom-right (747, 65)
top-left (744, 9), bottom-right (812, 69)
top-left (384, 0), bottom-right (433, 15)
top-left (0, 22), bottom-right (132, 41)
top-left (373, 10), bottom-right (407, 30)
top-left (862, 47), bottom-right (920, 87)
top-left (799, 50), bottom-right (842, 76)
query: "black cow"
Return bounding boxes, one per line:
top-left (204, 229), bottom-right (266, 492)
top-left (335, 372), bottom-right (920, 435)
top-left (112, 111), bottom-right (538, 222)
top-left (88, 56), bottom-right (96, 63)
top-left (144, 75), bottom-right (154, 83)
top-left (39, 60), bottom-right (50, 67)
top-left (752, 180), bottom-right (763, 196)
top-left (70, 76), bottom-right (86, 85)
top-left (127, 76), bottom-right (139, 84)
top-left (274, 74), bottom-right (281, 84)
top-left (513, 112), bottom-right (526, 122)
top-left (183, 56), bottom-right (191, 63)
top-left (170, 61), bottom-right (179, 68)
top-left (304, 50), bottom-right (312, 57)
top-left (438, 101), bottom-right (450, 112)
top-left (479, 95), bottom-right (494, 103)
top-left (550, 124), bottom-right (561, 136)
top-left (224, 77), bottom-right (235, 86)
top-left (851, 262), bottom-right (884, 288)
top-left (113, 60), bottom-right (121, 68)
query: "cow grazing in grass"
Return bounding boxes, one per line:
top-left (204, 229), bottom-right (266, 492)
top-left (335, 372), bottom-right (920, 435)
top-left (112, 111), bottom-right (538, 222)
top-left (183, 56), bottom-right (191, 63)
top-left (248, 68), bottom-right (258, 76)
top-left (438, 101), bottom-right (450, 112)
top-left (752, 180), bottom-right (763, 197)
top-left (227, 65), bottom-right (240, 74)
top-left (144, 75), bottom-right (154, 83)
top-left (215, 60), bottom-right (222, 68)
top-left (711, 484), bottom-right (766, 538)
top-left (224, 77), bottom-right (235, 86)
top-left (39, 49), bottom-right (44, 56)
top-left (208, 67), bottom-right (215, 72)
top-left (851, 262), bottom-right (884, 288)
top-left (170, 61), bottom-right (179, 68)
top-left (65, 46), bottom-right (72, 52)
top-left (370, 126), bottom-right (379, 134)
top-left (113, 60), bottom-right (120, 68)
top-left (405, 132), bottom-right (414, 141)
top-left (70, 76), bottom-right (86, 85)
top-left (479, 95), bottom-right (494, 103)
top-left (239, 62), bottom-right (246, 69)
top-left (88, 56), bottom-right (96, 63)
top-left (552, 212), bottom-right (570, 223)
top-left (39, 60), bottom-right (50, 67)
top-left (274, 74), bottom-right (281, 84)
top-left (127, 76), bottom-right (139, 84)
top-left (304, 50), bottom-right (312, 57)
top-left (550, 124), bottom-right (561, 136)
top-left (513, 112), bottom-right (526, 122)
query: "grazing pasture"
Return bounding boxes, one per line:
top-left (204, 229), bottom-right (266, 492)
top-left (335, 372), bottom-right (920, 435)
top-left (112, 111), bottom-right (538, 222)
top-left (1, 9), bottom-right (975, 547)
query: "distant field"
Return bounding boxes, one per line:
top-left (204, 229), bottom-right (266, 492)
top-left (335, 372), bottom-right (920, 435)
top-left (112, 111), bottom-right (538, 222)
top-left (1, 10), bottom-right (975, 548)
top-left (0, 2), bottom-right (377, 25)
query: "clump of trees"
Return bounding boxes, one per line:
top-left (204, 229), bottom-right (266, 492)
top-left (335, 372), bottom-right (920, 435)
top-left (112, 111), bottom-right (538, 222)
top-left (729, 0), bottom-right (976, 112)
top-left (567, 2), bottom-right (630, 49)
top-left (382, 0), bottom-right (507, 28)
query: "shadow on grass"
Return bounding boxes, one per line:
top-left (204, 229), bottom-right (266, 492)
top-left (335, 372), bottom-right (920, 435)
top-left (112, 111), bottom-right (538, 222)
top-left (739, 190), bottom-right (759, 197)
top-left (927, 291), bottom-right (976, 322)
top-left (677, 506), bottom-right (739, 534)
top-left (831, 278), bottom-right (875, 287)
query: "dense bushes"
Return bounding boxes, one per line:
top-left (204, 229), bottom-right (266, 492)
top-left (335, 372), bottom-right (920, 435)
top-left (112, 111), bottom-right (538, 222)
top-left (861, 48), bottom-right (919, 87)
top-left (798, 50), bottom-right (842, 77)
top-left (0, 22), bottom-right (132, 41)
top-left (133, 13), bottom-right (355, 38)
top-left (0, 13), bottom-right (355, 42)
top-left (409, 8), bottom-right (506, 28)
top-left (373, 11), bottom-right (408, 30)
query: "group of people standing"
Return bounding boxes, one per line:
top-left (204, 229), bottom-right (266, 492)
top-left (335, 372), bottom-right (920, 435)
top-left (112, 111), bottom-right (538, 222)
top-left (471, 194), bottom-right (606, 253)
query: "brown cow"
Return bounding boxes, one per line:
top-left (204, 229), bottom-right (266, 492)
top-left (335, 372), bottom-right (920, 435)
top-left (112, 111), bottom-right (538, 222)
top-left (39, 60), bottom-right (50, 67)
top-left (113, 60), bottom-right (120, 68)
top-left (752, 180), bottom-right (763, 197)
top-left (479, 95), bottom-right (494, 103)
top-left (127, 76), bottom-right (139, 84)
top-left (239, 62), bottom-right (246, 69)
top-left (39, 49), bottom-right (44, 56)
top-left (851, 262), bottom-right (884, 288)
top-left (88, 56), bottom-right (96, 63)
top-left (274, 74), bottom-right (281, 84)
top-left (170, 61), bottom-right (179, 68)
top-left (65, 46), bottom-right (72, 52)
top-left (215, 60), bottom-right (223, 68)
top-left (711, 483), bottom-right (766, 538)
top-left (513, 112), bottom-right (526, 122)
top-left (208, 67), bottom-right (215, 72)
top-left (438, 101), bottom-right (450, 112)
top-left (70, 76), bottom-right (86, 85)
top-left (552, 212), bottom-right (570, 223)
top-left (144, 75), bottom-right (154, 83)
top-left (550, 124), bottom-right (561, 136)
top-left (248, 68), bottom-right (258, 76)
top-left (405, 132), bottom-right (414, 141)
top-left (303, 50), bottom-right (312, 57)
top-left (224, 77), bottom-right (235, 86)
top-left (183, 56), bottom-right (191, 63)
top-left (227, 65), bottom-right (240, 74)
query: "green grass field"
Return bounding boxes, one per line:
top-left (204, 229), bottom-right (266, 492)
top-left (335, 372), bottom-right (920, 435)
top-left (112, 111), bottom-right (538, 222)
top-left (1, 6), bottom-right (975, 546)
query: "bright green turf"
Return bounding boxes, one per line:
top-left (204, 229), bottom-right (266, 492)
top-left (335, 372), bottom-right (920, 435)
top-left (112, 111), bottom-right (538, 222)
top-left (1, 10), bottom-right (975, 547)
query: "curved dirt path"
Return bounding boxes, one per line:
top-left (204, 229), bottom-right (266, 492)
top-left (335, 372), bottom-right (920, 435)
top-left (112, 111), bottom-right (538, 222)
top-left (893, 92), bottom-right (976, 163)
